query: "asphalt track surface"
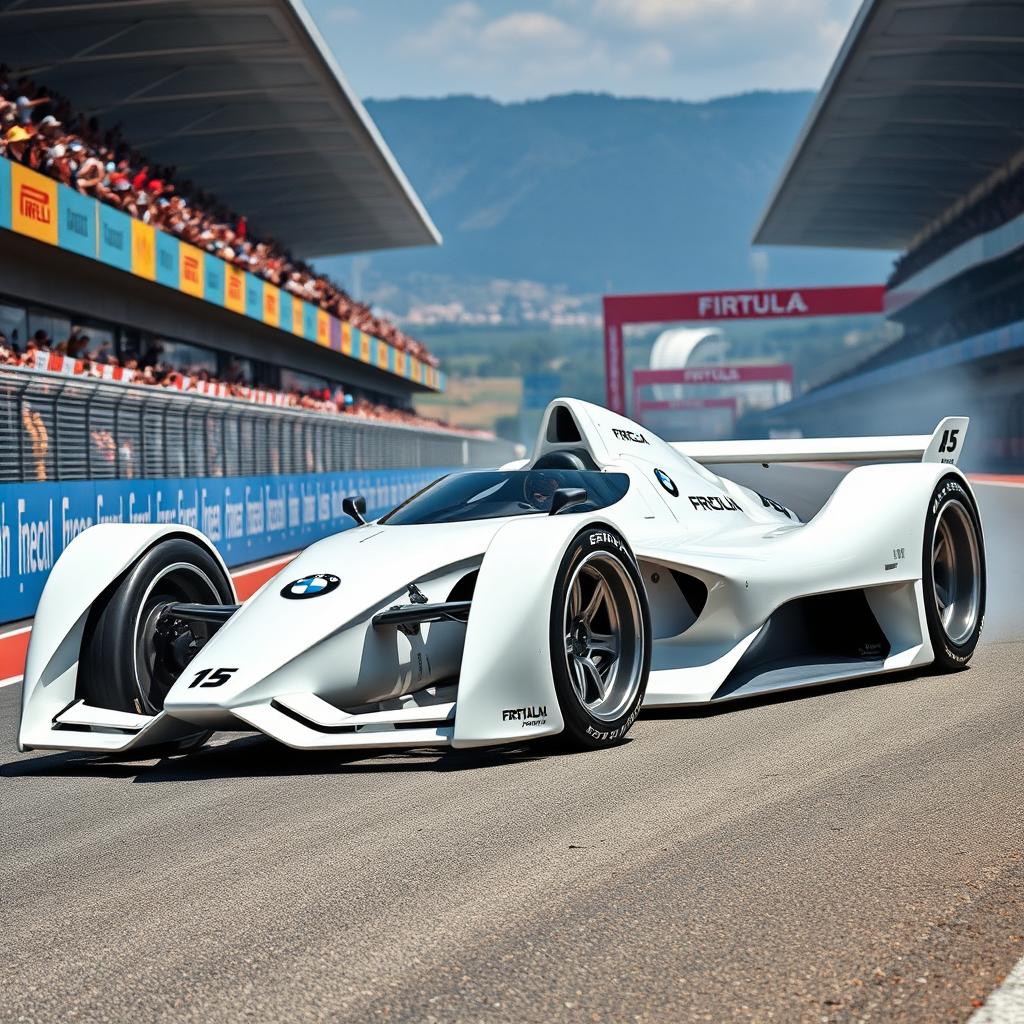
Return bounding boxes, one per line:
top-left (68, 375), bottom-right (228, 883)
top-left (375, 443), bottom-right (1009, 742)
top-left (1, 466), bottom-right (1022, 1024)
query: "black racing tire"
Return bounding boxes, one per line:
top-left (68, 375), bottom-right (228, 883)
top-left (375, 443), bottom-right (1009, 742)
top-left (923, 476), bottom-right (985, 672)
top-left (78, 537), bottom-right (234, 738)
top-left (549, 526), bottom-right (651, 749)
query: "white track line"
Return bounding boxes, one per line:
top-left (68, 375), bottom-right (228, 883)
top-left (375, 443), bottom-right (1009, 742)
top-left (967, 955), bottom-right (1024, 1023)
top-left (0, 674), bottom-right (24, 688)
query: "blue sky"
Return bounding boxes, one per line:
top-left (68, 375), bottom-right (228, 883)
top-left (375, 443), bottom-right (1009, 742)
top-left (304, 0), bottom-right (863, 102)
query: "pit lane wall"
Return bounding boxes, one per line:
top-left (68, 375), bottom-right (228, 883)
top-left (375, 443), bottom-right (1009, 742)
top-left (0, 467), bottom-right (446, 624)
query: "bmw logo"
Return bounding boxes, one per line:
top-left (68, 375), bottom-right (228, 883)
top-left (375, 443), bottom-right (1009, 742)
top-left (654, 469), bottom-right (679, 497)
top-left (281, 573), bottom-right (341, 600)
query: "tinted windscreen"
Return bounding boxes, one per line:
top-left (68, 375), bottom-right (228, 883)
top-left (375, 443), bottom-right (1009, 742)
top-left (380, 470), bottom-right (630, 526)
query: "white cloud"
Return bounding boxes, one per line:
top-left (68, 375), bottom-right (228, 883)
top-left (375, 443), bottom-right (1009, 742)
top-left (325, 4), bottom-right (360, 23)
top-left (479, 12), bottom-right (587, 52)
top-left (402, 2), bottom-right (484, 56)
top-left (400, 5), bottom-right (616, 91)
top-left (378, 0), bottom-right (862, 100)
top-left (595, 0), bottom-right (837, 28)
top-left (405, 5), bottom-right (588, 59)
top-left (590, 0), bottom-right (860, 91)
top-left (595, 0), bottom-right (718, 26)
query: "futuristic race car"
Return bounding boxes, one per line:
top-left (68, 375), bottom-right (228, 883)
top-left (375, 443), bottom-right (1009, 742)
top-left (18, 398), bottom-right (985, 757)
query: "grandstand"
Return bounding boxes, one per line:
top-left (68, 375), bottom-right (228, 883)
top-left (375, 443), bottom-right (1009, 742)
top-left (0, 1), bottom-right (515, 627)
top-left (0, 0), bottom-right (445, 413)
top-left (751, 0), bottom-right (1024, 466)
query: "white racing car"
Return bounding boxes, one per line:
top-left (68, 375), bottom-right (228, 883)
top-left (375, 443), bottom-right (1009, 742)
top-left (18, 398), bottom-right (985, 757)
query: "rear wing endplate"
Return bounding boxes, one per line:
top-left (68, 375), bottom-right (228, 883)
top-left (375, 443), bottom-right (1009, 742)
top-left (673, 417), bottom-right (969, 467)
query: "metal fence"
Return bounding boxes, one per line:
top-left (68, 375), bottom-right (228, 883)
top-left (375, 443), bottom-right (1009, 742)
top-left (0, 367), bottom-right (516, 483)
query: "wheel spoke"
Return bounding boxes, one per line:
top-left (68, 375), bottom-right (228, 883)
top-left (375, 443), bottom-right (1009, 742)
top-left (572, 578), bottom-right (586, 619)
top-left (570, 659), bottom-right (588, 704)
top-left (581, 577), bottom-right (609, 627)
top-left (579, 656), bottom-right (607, 701)
top-left (588, 630), bottom-right (619, 659)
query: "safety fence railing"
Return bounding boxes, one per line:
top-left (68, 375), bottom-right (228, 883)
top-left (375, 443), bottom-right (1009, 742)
top-left (0, 367), bottom-right (516, 484)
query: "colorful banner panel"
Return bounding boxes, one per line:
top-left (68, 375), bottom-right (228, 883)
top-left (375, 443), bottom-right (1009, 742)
top-left (155, 230), bottom-right (180, 288)
top-left (0, 158), bottom-right (10, 231)
top-left (302, 300), bottom-right (318, 341)
top-left (58, 188), bottom-right (96, 258)
top-left (280, 290), bottom-right (294, 336)
top-left (0, 157), bottom-right (442, 391)
top-left (204, 251), bottom-right (225, 304)
top-left (0, 466), bottom-right (449, 624)
top-left (11, 164), bottom-right (57, 246)
top-left (179, 243), bottom-right (204, 298)
top-left (98, 204), bottom-right (132, 271)
top-left (263, 282), bottom-right (281, 328)
top-left (225, 263), bottom-right (246, 314)
top-left (131, 220), bottom-right (156, 280)
top-left (245, 272), bottom-right (263, 319)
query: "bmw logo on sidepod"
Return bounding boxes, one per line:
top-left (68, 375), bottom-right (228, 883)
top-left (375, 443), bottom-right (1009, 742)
top-left (281, 574), bottom-right (341, 600)
top-left (654, 468), bottom-right (679, 497)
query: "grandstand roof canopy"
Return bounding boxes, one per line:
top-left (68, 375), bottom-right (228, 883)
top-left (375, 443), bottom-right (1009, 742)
top-left (754, 0), bottom-right (1024, 251)
top-left (1, 0), bottom-right (440, 258)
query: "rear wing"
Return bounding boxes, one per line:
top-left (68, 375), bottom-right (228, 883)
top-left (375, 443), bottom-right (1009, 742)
top-left (673, 417), bottom-right (969, 467)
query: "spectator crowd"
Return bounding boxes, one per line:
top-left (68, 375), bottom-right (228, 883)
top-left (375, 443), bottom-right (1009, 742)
top-left (0, 67), bottom-right (438, 369)
top-left (889, 160), bottom-right (1024, 288)
top-left (0, 326), bottom-right (487, 438)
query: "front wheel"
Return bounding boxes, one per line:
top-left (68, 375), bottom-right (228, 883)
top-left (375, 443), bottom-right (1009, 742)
top-left (923, 477), bottom-right (985, 671)
top-left (549, 527), bottom-right (651, 749)
top-left (78, 537), bottom-right (234, 752)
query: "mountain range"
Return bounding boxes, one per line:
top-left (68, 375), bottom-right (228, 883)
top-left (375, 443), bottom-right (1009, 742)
top-left (320, 91), bottom-right (893, 312)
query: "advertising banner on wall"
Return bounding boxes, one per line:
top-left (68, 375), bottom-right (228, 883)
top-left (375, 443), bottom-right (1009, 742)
top-left (0, 157), bottom-right (10, 231)
top-left (0, 157), bottom-right (440, 392)
top-left (59, 187), bottom-right (97, 258)
top-left (98, 203), bottom-right (132, 271)
top-left (0, 466), bottom-right (447, 624)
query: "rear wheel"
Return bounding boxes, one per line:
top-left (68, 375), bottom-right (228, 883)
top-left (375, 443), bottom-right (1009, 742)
top-left (549, 528), bottom-right (650, 749)
top-left (923, 477), bottom-right (985, 671)
top-left (79, 538), bottom-right (234, 749)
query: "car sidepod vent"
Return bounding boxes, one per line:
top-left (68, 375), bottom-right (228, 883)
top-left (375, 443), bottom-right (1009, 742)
top-left (546, 405), bottom-right (582, 443)
top-left (447, 571), bottom-right (478, 603)
top-left (671, 571), bottom-right (708, 620)
top-left (714, 589), bottom-right (891, 701)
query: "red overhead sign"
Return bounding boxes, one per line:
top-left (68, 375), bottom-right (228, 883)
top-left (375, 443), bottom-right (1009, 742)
top-left (602, 284), bottom-right (885, 413)
top-left (631, 366), bottom-right (792, 425)
top-left (633, 365), bottom-right (793, 387)
top-left (635, 397), bottom-right (738, 413)
top-left (604, 286), bottom-right (885, 325)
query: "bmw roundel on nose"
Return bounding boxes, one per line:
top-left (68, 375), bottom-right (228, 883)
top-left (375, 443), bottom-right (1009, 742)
top-left (282, 574), bottom-right (341, 600)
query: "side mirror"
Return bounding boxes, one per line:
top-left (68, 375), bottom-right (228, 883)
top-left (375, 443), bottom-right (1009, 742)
top-left (343, 495), bottom-right (367, 526)
top-left (550, 487), bottom-right (588, 516)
